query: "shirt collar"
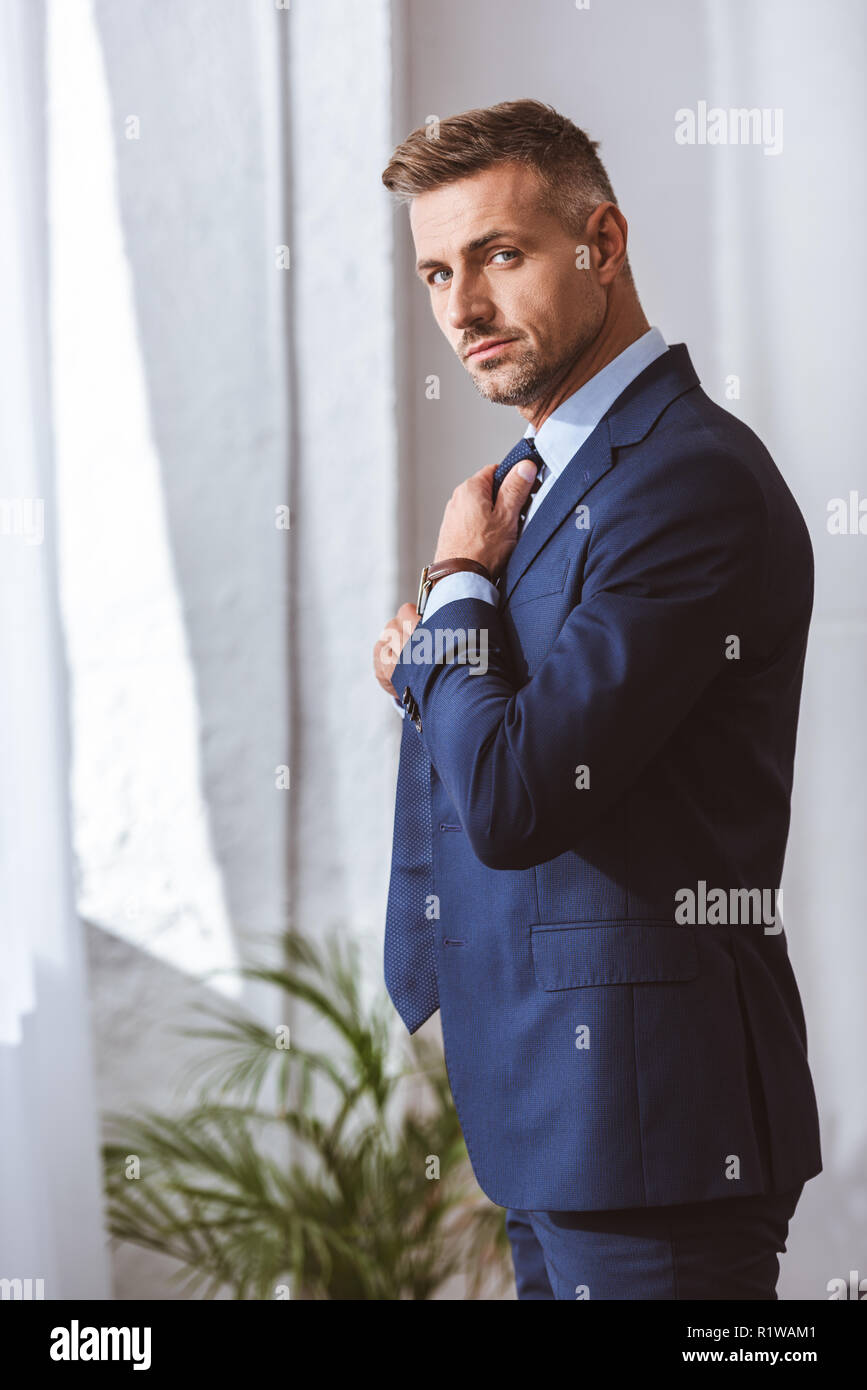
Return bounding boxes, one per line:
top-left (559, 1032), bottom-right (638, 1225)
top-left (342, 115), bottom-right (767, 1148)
top-left (525, 326), bottom-right (669, 479)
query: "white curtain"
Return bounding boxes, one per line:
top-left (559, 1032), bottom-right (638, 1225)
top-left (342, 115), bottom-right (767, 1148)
top-left (0, 0), bottom-right (109, 1298)
top-left (703, 0), bottom-right (867, 1296)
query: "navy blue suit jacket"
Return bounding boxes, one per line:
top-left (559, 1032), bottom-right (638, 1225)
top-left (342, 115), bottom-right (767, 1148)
top-left (392, 344), bottom-right (822, 1211)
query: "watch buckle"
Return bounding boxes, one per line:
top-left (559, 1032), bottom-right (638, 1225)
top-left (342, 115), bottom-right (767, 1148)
top-left (416, 564), bottom-right (432, 618)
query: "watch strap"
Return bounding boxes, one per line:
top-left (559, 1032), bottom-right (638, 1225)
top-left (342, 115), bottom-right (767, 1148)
top-left (416, 557), bottom-right (492, 617)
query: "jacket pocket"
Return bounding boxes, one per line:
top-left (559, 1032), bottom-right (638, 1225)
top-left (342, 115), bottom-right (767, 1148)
top-left (530, 920), bottom-right (700, 990)
top-left (508, 557), bottom-right (571, 607)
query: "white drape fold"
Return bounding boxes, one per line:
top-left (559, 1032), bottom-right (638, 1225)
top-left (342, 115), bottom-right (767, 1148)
top-left (0, 0), bottom-right (109, 1298)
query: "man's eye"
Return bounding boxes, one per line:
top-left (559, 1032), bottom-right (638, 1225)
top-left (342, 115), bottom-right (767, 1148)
top-left (490, 250), bottom-right (519, 265)
top-left (430, 268), bottom-right (451, 286)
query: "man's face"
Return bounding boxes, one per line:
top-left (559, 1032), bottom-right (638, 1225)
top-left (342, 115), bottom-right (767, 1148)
top-left (411, 161), bottom-right (606, 407)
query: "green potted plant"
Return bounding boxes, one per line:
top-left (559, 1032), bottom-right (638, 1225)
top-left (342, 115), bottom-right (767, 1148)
top-left (102, 929), bottom-right (511, 1300)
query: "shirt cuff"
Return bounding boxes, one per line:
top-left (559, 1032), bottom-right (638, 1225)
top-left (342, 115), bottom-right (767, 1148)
top-left (421, 569), bottom-right (499, 620)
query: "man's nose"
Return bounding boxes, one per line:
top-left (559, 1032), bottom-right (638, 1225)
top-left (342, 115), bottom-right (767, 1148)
top-left (446, 273), bottom-right (494, 332)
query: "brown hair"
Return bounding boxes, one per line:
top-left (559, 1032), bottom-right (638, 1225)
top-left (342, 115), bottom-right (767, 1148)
top-left (382, 98), bottom-right (619, 238)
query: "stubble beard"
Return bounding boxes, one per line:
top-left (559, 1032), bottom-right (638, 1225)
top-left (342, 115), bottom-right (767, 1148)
top-left (465, 324), bottom-right (599, 408)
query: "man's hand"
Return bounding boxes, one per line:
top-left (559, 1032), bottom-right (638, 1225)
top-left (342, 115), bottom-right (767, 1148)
top-left (373, 459), bottom-right (535, 700)
top-left (433, 458), bottom-right (538, 578)
top-left (373, 602), bottom-right (421, 698)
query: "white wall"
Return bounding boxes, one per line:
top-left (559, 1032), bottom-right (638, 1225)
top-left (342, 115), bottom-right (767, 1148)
top-left (288, 0), bottom-right (402, 987)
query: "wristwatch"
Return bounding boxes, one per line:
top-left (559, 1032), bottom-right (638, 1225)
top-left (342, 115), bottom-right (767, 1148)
top-left (416, 557), bottom-right (492, 619)
top-left (404, 558), bottom-right (492, 732)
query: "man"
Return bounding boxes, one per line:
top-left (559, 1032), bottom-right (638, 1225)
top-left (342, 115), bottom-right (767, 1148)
top-left (372, 99), bottom-right (821, 1300)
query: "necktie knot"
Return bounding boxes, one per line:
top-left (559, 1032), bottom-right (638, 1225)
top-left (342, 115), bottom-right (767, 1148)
top-left (493, 435), bottom-right (547, 534)
top-left (492, 435), bottom-right (540, 501)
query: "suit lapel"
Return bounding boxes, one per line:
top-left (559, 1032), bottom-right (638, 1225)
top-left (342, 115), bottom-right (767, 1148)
top-left (500, 344), bottom-right (701, 605)
top-left (500, 421), bottom-right (613, 603)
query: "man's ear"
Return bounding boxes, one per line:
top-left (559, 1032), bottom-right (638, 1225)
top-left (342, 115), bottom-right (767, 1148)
top-left (585, 202), bottom-right (629, 285)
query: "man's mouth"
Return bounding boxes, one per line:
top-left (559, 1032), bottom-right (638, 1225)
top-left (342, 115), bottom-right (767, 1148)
top-left (463, 337), bottom-right (518, 362)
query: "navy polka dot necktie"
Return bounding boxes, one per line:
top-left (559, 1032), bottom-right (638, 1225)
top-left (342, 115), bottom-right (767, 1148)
top-left (493, 435), bottom-right (546, 531)
top-left (384, 432), bottom-right (546, 1034)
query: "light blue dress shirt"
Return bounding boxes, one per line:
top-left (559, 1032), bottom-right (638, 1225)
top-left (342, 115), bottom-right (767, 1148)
top-left (393, 326), bottom-right (669, 712)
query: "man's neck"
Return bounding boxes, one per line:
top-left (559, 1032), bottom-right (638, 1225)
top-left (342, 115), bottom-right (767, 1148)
top-left (519, 302), bottom-right (651, 432)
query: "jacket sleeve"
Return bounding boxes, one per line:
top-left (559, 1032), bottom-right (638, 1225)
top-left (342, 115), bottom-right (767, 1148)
top-left (394, 451), bottom-right (768, 870)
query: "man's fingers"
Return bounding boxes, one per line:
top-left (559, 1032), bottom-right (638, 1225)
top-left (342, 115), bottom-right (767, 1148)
top-left (396, 602), bottom-right (421, 643)
top-left (373, 628), bottom-right (402, 697)
top-left (465, 462), bottom-right (499, 498)
top-left (373, 646), bottom-right (398, 697)
top-left (495, 458), bottom-right (537, 515)
top-left (373, 604), bottom-right (422, 698)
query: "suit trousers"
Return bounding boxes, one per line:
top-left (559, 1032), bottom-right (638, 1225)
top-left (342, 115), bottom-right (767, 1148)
top-left (506, 1185), bottom-right (803, 1300)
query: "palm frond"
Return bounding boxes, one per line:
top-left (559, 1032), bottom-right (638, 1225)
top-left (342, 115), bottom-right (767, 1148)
top-left (102, 928), bottom-right (509, 1300)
